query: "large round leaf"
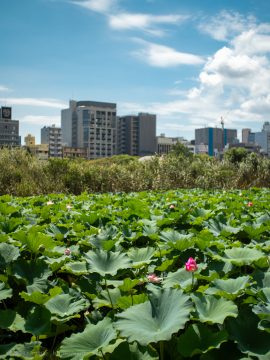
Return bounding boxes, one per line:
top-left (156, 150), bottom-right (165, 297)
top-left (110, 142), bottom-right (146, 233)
top-left (227, 307), bottom-right (270, 357)
top-left (58, 317), bottom-right (120, 359)
top-left (0, 243), bottom-right (20, 267)
top-left (85, 249), bottom-right (131, 276)
top-left (222, 248), bottom-right (265, 266)
top-left (45, 293), bottom-right (89, 318)
top-left (115, 288), bottom-right (192, 345)
top-left (128, 247), bottom-right (156, 267)
top-left (205, 276), bottom-right (250, 299)
top-left (192, 294), bottom-right (238, 324)
top-left (177, 323), bottom-right (228, 357)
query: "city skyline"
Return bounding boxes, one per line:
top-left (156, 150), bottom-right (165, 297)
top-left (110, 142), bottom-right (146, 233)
top-left (1, 0), bottom-right (270, 143)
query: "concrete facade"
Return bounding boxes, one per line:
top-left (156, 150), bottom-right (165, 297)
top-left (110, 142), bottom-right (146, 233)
top-left (195, 127), bottom-right (237, 156)
top-left (41, 125), bottom-right (63, 158)
top-left (118, 113), bottom-right (156, 156)
top-left (0, 106), bottom-right (21, 147)
top-left (62, 100), bottom-right (117, 159)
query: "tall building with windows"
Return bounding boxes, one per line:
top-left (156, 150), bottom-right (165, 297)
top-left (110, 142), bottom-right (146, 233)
top-left (41, 125), bottom-right (62, 158)
top-left (61, 100), bottom-right (117, 159)
top-left (118, 113), bottom-right (156, 156)
top-left (0, 106), bottom-right (21, 147)
top-left (195, 127), bottom-right (237, 156)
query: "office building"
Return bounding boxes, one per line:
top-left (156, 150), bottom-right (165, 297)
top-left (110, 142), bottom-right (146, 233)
top-left (41, 125), bottom-right (62, 158)
top-left (254, 122), bottom-right (270, 156)
top-left (61, 100), bottom-right (117, 159)
top-left (118, 113), bottom-right (156, 156)
top-left (0, 106), bottom-right (21, 147)
top-left (242, 128), bottom-right (255, 144)
top-left (195, 127), bottom-right (237, 156)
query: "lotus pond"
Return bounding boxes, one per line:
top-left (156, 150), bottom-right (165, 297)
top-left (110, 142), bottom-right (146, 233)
top-left (0, 189), bottom-right (270, 359)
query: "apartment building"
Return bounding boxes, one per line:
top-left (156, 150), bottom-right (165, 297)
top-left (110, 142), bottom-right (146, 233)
top-left (118, 113), bottom-right (156, 156)
top-left (61, 100), bottom-right (117, 159)
top-left (41, 125), bottom-right (62, 158)
top-left (0, 106), bottom-right (21, 147)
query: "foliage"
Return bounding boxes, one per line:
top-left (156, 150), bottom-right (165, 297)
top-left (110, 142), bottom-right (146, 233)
top-left (0, 148), bottom-right (270, 195)
top-left (0, 189), bottom-right (270, 358)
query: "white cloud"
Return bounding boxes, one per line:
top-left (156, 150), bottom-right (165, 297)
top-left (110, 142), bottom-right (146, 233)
top-left (198, 10), bottom-right (256, 41)
top-left (132, 39), bottom-right (204, 67)
top-left (0, 98), bottom-right (67, 109)
top-left (232, 24), bottom-right (270, 55)
top-left (20, 115), bottom-right (61, 126)
top-left (72, 0), bottom-right (116, 14)
top-left (0, 85), bottom-right (11, 92)
top-left (109, 13), bottom-right (188, 36)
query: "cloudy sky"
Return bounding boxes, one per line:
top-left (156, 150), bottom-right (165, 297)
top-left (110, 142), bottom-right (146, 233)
top-left (1, 0), bottom-right (270, 143)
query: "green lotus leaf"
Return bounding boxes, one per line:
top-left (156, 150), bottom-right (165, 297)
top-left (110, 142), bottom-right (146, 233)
top-left (128, 247), bottom-right (156, 267)
top-left (253, 270), bottom-right (270, 289)
top-left (162, 268), bottom-right (193, 290)
top-left (192, 294), bottom-right (238, 324)
top-left (45, 293), bottom-right (89, 318)
top-left (177, 323), bottom-right (228, 357)
top-left (25, 306), bottom-right (51, 336)
top-left (85, 249), bottom-right (131, 276)
top-left (58, 317), bottom-right (120, 359)
top-left (0, 341), bottom-right (44, 359)
top-left (20, 287), bottom-right (62, 305)
top-left (0, 282), bottom-right (13, 300)
top-left (110, 341), bottom-right (159, 360)
top-left (93, 288), bottom-right (122, 309)
top-left (117, 294), bottom-right (148, 309)
top-left (206, 219), bottom-right (241, 236)
top-left (160, 230), bottom-right (193, 243)
top-left (223, 247), bottom-right (265, 266)
top-left (116, 288), bottom-right (192, 345)
top-left (118, 278), bottom-right (140, 292)
top-left (0, 309), bottom-right (26, 332)
top-left (11, 259), bottom-right (52, 294)
top-left (227, 307), bottom-right (270, 357)
top-left (205, 276), bottom-right (250, 298)
top-left (0, 243), bottom-right (20, 266)
top-left (13, 229), bottom-right (59, 254)
top-left (60, 261), bottom-right (89, 275)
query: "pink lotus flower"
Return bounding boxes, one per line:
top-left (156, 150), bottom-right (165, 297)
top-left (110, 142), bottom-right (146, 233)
top-left (247, 202), bottom-right (253, 207)
top-left (147, 273), bottom-right (162, 283)
top-left (64, 248), bottom-right (71, 256)
top-left (66, 204), bottom-right (72, 210)
top-left (46, 200), bottom-right (54, 205)
top-left (185, 257), bottom-right (198, 272)
top-left (169, 204), bottom-right (175, 209)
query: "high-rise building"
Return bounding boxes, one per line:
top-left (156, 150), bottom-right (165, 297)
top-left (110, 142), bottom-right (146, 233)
top-left (195, 127), bottom-right (237, 156)
top-left (242, 128), bottom-right (255, 144)
top-left (118, 113), bottom-right (156, 156)
top-left (0, 106), bottom-right (21, 147)
top-left (254, 122), bottom-right (270, 156)
top-left (41, 125), bottom-right (62, 158)
top-left (61, 100), bottom-right (117, 159)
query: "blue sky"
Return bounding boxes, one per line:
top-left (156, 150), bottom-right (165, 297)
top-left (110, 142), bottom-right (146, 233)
top-left (1, 0), bottom-right (270, 143)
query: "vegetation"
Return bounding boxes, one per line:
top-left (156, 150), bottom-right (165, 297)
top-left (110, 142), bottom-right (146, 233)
top-left (0, 189), bottom-right (270, 359)
top-left (0, 148), bottom-right (270, 196)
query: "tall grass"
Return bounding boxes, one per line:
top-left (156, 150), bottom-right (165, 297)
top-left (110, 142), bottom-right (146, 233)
top-left (0, 148), bottom-right (269, 196)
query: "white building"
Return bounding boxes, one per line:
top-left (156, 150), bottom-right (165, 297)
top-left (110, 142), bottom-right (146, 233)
top-left (61, 100), bottom-right (117, 159)
top-left (41, 125), bottom-right (62, 158)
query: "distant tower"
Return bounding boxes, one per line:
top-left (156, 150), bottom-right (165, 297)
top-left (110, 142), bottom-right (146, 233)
top-left (24, 134), bottom-right (35, 147)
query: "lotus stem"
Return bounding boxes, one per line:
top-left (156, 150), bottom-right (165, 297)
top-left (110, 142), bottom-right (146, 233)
top-left (159, 341), bottom-right (164, 360)
top-left (104, 278), bottom-right (114, 310)
top-left (191, 272), bottom-right (194, 289)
